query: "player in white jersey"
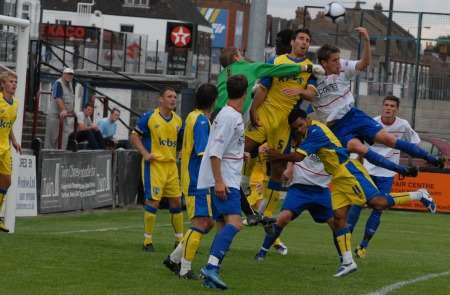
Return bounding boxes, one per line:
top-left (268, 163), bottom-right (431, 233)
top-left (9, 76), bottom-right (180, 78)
top-left (282, 27), bottom-right (445, 176)
top-left (197, 75), bottom-right (246, 290)
top-left (347, 96), bottom-right (436, 258)
top-left (254, 114), bottom-right (341, 261)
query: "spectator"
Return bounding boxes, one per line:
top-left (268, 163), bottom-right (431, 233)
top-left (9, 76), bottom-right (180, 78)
top-left (45, 67), bottom-right (75, 149)
top-left (97, 108), bottom-right (120, 146)
top-left (68, 104), bottom-right (105, 150)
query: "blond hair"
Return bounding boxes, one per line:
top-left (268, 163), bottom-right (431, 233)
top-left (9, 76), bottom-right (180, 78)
top-left (0, 71), bottom-right (17, 92)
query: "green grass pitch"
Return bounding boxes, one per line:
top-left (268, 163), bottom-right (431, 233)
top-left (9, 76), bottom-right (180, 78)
top-left (1, 209), bottom-right (449, 295)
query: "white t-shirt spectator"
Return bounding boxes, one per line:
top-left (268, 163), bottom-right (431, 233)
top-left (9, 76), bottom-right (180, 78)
top-left (197, 105), bottom-right (245, 190)
top-left (76, 111), bottom-right (93, 128)
top-left (364, 116), bottom-right (420, 177)
top-left (312, 59), bottom-right (359, 123)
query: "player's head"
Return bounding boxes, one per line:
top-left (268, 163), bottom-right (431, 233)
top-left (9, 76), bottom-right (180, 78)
top-left (159, 86), bottom-right (177, 111)
top-left (317, 44), bottom-right (340, 74)
top-left (195, 83), bottom-right (218, 111)
top-left (288, 108), bottom-right (309, 136)
top-left (276, 29), bottom-right (294, 56)
top-left (110, 108), bottom-right (121, 122)
top-left (220, 47), bottom-right (243, 68)
top-left (382, 95), bottom-right (400, 119)
top-left (83, 103), bottom-right (94, 116)
top-left (227, 74), bottom-right (248, 101)
top-left (0, 71), bottom-right (17, 96)
top-left (291, 28), bottom-right (311, 58)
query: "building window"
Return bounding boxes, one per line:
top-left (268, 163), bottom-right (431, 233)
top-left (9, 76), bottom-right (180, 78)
top-left (56, 20), bottom-right (72, 26)
top-left (123, 0), bottom-right (149, 8)
top-left (120, 24), bottom-right (134, 33)
top-left (22, 2), bottom-right (31, 20)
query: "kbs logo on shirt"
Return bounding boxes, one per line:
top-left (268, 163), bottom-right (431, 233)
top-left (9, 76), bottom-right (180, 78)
top-left (0, 119), bottom-right (13, 129)
top-left (159, 138), bottom-right (177, 147)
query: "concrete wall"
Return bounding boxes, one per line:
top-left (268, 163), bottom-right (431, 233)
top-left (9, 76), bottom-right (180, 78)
top-left (356, 95), bottom-right (450, 141)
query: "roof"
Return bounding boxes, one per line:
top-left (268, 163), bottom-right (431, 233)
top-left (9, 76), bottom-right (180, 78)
top-left (41, 0), bottom-right (210, 27)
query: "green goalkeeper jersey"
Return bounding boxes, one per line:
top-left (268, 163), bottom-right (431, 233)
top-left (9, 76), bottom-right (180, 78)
top-left (215, 60), bottom-right (303, 113)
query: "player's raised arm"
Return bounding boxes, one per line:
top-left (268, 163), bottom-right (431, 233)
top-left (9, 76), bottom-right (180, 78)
top-left (249, 61), bottom-right (325, 80)
top-left (355, 27), bottom-right (371, 71)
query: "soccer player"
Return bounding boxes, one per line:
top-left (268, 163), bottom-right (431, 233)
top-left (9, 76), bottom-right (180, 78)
top-left (255, 137), bottom-right (335, 261)
top-left (0, 71), bottom-right (22, 232)
top-left (163, 83), bottom-right (218, 279)
top-left (266, 109), bottom-right (435, 277)
top-left (242, 29), bottom-right (316, 233)
top-left (284, 27), bottom-right (444, 176)
top-left (197, 75), bottom-right (247, 290)
top-left (130, 87), bottom-right (184, 252)
top-left (347, 95), bottom-right (436, 259)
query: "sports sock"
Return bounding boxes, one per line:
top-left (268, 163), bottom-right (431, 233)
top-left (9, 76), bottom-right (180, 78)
top-left (170, 207), bottom-right (184, 243)
top-left (143, 204), bottom-right (157, 245)
top-left (0, 188), bottom-right (6, 210)
top-left (206, 224), bottom-right (240, 270)
top-left (395, 139), bottom-right (439, 165)
top-left (332, 233), bottom-right (342, 261)
top-left (261, 223), bottom-right (284, 252)
top-left (347, 205), bottom-right (363, 233)
top-left (335, 227), bottom-right (353, 265)
top-left (389, 192), bottom-right (421, 205)
top-left (365, 149), bottom-right (408, 174)
top-left (170, 238), bottom-right (184, 264)
top-left (181, 227), bottom-right (204, 273)
top-left (240, 188), bottom-right (256, 216)
top-left (361, 210), bottom-right (382, 248)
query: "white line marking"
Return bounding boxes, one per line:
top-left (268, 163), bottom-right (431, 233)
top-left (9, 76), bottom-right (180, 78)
top-left (364, 269), bottom-right (450, 295)
top-left (49, 222), bottom-right (190, 235)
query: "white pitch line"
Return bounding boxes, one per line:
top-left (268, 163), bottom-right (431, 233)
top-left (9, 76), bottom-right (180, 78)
top-left (50, 222), bottom-right (190, 235)
top-left (364, 269), bottom-right (450, 295)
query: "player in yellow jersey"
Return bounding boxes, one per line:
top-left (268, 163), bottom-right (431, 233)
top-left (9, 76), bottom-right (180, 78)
top-left (130, 87), bottom-right (184, 252)
top-left (266, 109), bottom-right (436, 277)
top-left (243, 29), bottom-right (317, 232)
top-left (0, 71), bottom-right (22, 232)
top-left (163, 83), bottom-right (218, 279)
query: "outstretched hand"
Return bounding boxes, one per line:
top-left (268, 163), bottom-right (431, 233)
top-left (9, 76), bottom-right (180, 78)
top-left (355, 27), bottom-right (369, 41)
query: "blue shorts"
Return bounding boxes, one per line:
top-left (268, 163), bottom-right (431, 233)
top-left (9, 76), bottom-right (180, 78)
top-left (282, 184), bottom-right (333, 223)
top-left (330, 107), bottom-right (383, 146)
top-left (371, 175), bottom-right (394, 195)
top-left (210, 187), bottom-right (242, 221)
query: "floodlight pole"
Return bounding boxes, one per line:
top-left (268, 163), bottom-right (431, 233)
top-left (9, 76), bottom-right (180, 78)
top-left (383, 0), bottom-right (394, 93)
top-left (411, 12), bottom-right (423, 129)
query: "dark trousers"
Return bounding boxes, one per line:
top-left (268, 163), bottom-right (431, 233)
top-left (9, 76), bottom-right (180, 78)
top-left (68, 130), bottom-right (105, 150)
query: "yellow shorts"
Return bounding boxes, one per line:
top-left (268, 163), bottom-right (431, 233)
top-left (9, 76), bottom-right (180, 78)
top-left (185, 192), bottom-right (212, 219)
top-left (245, 105), bottom-right (291, 152)
top-left (331, 160), bottom-right (379, 210)
top-left (0, 150), bottom-right (12, 176)
top-left (141, 161), bottom-right (181, 201)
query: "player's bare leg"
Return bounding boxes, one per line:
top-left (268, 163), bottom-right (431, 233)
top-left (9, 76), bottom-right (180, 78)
top-left (0, 173), bottom-right (11, 232)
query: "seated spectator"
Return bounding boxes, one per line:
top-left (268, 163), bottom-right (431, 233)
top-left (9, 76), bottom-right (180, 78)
top-left (97, 108), bottom-right (120, 147)
top-left (67, 104), bottom-right (105, 150)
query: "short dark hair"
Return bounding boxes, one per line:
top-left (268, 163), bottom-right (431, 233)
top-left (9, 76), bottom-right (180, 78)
top-left (195, 83), bottom-right (218, 109)
top-left (288, 108), bottom-right (307, 125)
top-left (220, 47), bottom-right (240, 68)
top-left (111, 108), bottom-right (121, 114)
top-left (276, 29), bottom-right (293, 55)
top-left (160, 86), bottom-right (176, 97)
top-left (83, 103), bottom-right (94, 110)
top-left (292, 28), bottom-right (311, 41)
top-left (383, 95), bottom-right (400, 107)
top-left (227, 75), bottom-right (248, 100)
top-left (317, 44), bottom-right (340, 63)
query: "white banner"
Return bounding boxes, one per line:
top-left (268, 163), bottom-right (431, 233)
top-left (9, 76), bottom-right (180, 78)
top-left (13, 154), bottom-right (38, 217)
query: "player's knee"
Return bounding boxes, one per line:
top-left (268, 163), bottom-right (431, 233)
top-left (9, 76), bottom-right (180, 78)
top-left (347, 139), bottom-right (366, 154)
top-left (277, 211), bottom-right (293, 227)
top-left (168, 197), bottom-right (181, 208)
top-left (368, 197), bottom-right (388, 211)
top-left (0, 175), bottom-right (11, 190)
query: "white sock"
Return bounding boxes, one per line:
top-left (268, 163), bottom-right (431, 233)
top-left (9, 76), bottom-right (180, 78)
top-left (170, 242), bottom-right (183, 264)
top-left (180, 257), bottom-right (192, 276)
top-left (342, 251), bottom-right (353, 265)
top-left (207, 255), bottom-right (220, 267)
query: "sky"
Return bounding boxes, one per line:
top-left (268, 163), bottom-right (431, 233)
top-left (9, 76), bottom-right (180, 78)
top-left (267, 0), bottom-right (450, 39)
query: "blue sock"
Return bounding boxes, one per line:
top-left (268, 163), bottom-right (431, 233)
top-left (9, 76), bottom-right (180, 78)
top-left (365, 149), bottom-right (407, 174)
top-left (207, 224), bottom-right (240, 269)
top-left (333, 234), bottom-right (342, 262)
top-left (361, 210), bottom-right (382, 248)
top-left (347, 205), bottom-right (363, 233)
top-left (260, 224), bottom-right (284, 254)
top-left (395, 139), bottom-right (438, 164)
